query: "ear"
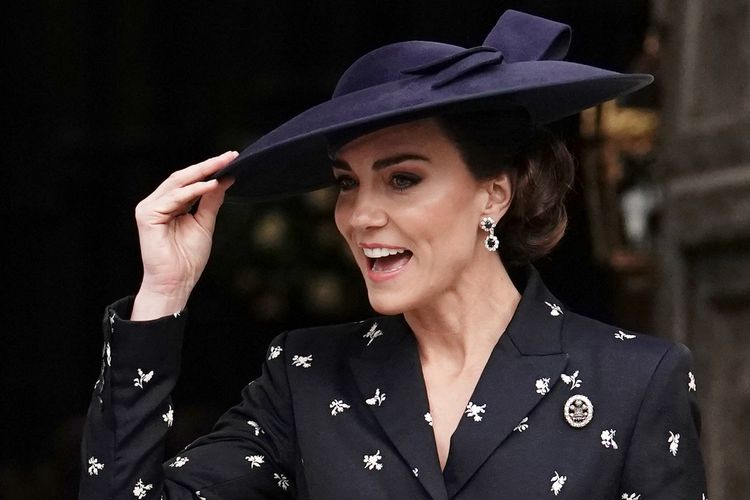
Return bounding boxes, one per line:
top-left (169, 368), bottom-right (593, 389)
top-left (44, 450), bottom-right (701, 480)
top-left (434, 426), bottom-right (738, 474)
top-left (482, 172), bottom-right (513, 221)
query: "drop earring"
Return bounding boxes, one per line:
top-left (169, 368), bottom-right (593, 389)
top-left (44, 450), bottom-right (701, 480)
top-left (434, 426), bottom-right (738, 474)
top-left (480, 216), bottom-right (499, 252)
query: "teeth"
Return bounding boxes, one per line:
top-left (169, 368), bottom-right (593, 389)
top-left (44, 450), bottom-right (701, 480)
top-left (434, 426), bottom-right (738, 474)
top-left (363, 247), bottom-right (406, 258)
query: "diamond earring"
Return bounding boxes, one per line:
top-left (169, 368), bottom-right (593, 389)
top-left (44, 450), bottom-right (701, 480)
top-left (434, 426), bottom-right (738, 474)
top-left (479, 216), bottom-right (499, 252)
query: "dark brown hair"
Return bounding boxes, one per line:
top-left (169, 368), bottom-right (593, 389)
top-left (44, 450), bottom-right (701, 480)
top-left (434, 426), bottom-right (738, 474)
top-left (437, 109), bottom-right (575, 265)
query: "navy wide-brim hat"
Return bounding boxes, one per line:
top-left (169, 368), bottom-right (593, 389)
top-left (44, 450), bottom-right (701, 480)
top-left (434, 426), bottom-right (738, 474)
top-left (214, 10), bottom-right (652, 199)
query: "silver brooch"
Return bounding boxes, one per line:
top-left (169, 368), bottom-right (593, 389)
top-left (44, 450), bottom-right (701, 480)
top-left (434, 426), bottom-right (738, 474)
top-left (564, 394), bottom-right (594, 428)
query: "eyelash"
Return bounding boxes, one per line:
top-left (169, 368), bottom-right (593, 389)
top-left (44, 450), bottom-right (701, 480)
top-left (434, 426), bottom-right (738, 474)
top-left (334, 173), bottom-right (422, 192)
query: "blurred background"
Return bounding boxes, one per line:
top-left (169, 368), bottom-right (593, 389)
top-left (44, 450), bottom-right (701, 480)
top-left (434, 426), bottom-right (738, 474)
top-left (3, 0), bottom-right (749, 498)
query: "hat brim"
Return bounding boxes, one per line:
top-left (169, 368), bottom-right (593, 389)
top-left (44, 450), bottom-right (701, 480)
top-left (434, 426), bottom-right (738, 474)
top-left (214, 60), bottom-right (652, 200)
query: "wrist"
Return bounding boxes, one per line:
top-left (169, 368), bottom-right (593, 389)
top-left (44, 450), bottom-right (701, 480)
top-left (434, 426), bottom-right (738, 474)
top-left (131, 287), bottom-right (189, 321)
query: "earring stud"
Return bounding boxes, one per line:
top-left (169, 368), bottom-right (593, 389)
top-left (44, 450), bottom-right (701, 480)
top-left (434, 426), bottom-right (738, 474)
top-left (479, 216), bottom-right (499, 252)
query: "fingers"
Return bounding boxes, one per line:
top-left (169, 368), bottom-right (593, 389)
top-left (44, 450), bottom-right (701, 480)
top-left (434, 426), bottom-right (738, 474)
top-left (194, 175), bottom-right (235, 234)
top-left (152, 150), bottom-right (239, 198)
top-left (137, 179), bottom-right (223, 226)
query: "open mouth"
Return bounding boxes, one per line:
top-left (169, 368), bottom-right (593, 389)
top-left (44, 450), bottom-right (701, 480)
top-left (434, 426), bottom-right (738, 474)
top-left (363, 247), bottom-right (413, 273)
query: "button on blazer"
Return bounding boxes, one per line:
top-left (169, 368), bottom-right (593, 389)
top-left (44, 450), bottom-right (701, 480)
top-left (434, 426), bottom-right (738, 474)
top-left (80, 267), bottom-right (708, 499)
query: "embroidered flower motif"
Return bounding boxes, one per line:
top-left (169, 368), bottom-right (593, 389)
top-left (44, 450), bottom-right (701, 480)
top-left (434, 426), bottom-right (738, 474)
top-left (535, 377), bottom-right (551, 395)
top-left (87, 456), bottom-right (104, 476)
top-left (104, 342), bottom-right (111, 367)
top-left (366, 388), bottom-right (386, 406)
top-left (465, 402), bottom-right (486, 422)
top-left (133, 478), bottom-right (153, 499)
top-left (329, 399), bottom-right (351, 416)
top-left (614, 330), bottom-right (636, 341)
top-left (514, 417), bottom-right (529, 433)
top-left (169, 456), bottom-right (189, 468)
top-left (621, 494), bottom-right (641, 500)
top-left (688, 371), bottom-right (697, 392)
top-left (274, 472), bottom-right (290, 491)
top-left (268, 346), bottom-right (283, 360)
top-left (601, 429), bottom-right (619, 449)
top-left (702, 493), bottom-right (709, 500)
top-left (424, 412), bottom-right (433, 427)
top-left (363, 323), bottom-right (383, 346)
top-left (195, 491), bottom-right (206, 500)
top-left (560, 370), bottom-right (582, 390)
top-left (550, 471), bottom-right (567, 496)
top-left (133, 368), bottom-right (154, 389)
top-left (412, 467), bottom-right (419, 477)
top-left (162, 404), bottom-right (174, 427)
top-left (363, 450), bottom-right (383, 470)
top-left (668, 431), bottom-right (680, 456)
top-left (291, 354), bottom-right (313, 368)
top-left (245, 455), bottom-right (265, 468)
top-left (247, 420), bottom-right (265, 436)
top-left (109, 312), bottom-right (116, 328)
top-left (172, 311), bottom-right (181, 318)
top-left (544, 302), bottom-right (563, 316)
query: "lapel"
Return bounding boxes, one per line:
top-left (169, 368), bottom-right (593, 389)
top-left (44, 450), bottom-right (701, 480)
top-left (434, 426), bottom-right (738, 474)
top-left (443, 267), bottom-right (569, 497)
top-left (347, 266), bottom-right (568, 500)
top-left (348, 315), bottom-right (449, 500)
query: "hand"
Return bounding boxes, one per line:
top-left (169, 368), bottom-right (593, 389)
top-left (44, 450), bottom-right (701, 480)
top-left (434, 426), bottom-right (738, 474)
top-left (131, 151), bottom-right (238, 320)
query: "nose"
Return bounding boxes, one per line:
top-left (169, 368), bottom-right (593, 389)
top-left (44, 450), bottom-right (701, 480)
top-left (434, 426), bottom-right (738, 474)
top-left (348, 191), bottom-right (388, 230)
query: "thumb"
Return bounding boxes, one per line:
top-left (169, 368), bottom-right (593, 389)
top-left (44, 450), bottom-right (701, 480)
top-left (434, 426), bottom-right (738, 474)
top-left (193, 176), bottom-right (234, 234)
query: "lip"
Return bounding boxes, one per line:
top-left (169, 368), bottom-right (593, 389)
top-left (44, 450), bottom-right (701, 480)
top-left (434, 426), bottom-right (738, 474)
top-left (358, 243), bottom-right (413, 283)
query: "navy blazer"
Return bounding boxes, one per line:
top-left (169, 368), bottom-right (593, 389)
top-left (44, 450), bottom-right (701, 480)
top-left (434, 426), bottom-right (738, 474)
top-left (80, 267), bottom-right (708, 499)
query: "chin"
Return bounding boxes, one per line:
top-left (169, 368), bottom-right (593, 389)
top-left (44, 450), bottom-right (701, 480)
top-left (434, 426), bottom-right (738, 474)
top-left (365, 289), bottom-right (413, 316)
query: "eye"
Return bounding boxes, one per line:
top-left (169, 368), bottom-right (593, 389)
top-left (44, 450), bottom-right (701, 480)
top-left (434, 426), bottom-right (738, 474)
top-left (334, 174), bottom-right (357, 192)
top-left (390, 173), bottom-right (421, 191)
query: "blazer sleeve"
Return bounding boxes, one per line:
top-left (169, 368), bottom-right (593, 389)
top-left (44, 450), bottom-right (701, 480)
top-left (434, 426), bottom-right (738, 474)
top-left (619, 342), bottom-right (708, 498)
top-left (79, 297), bottom-right (297, 500)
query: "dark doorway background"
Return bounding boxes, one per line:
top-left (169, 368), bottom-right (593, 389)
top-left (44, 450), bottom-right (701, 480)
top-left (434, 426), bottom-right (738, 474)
top-left (3, 1), bottom-right (648, 497)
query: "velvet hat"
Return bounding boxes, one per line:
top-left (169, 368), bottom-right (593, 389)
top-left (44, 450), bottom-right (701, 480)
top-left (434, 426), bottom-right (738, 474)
top-left (213, 9), bottom-right (652, 199)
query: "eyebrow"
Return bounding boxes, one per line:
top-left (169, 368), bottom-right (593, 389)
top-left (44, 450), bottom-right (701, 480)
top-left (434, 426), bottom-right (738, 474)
top-left (331, 153), bottom-right (430, 171)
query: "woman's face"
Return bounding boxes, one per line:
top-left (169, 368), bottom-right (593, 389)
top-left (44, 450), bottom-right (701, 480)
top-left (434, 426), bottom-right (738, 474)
top-left (332, 118), bottom-right (509, 315)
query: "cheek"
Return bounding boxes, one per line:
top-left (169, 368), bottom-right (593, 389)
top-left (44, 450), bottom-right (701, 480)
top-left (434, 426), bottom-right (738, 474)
top-left (333, 198), bottom-right (350, 237)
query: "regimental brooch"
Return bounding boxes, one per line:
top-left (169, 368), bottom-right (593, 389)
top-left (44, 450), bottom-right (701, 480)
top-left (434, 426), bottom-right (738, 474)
top-left (564, 394), bottom-right (594, 428)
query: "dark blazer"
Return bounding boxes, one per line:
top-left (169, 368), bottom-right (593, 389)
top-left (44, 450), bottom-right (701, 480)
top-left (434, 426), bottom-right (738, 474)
top-left (80, 267), bottom-right (708, 499)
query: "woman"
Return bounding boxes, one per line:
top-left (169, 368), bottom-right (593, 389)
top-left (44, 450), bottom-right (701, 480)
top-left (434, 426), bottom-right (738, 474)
top-left (79, 10), bottom-right (707, 499)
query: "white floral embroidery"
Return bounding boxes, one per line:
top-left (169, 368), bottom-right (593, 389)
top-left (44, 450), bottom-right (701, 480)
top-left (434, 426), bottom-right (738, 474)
top-left (247, 420), bottom-right (265, 436)
top-left (366, 388), bottom-right (386, 406)
top-left (412, 467), bottom-right (419, 477)
top-left (245, 455), bottom-right (265, 468)
top-left (109, 312), bottom-right (116, 327)
top-left (195, 491), bottom-right (206, 500)
top-left (465, 402), bottom-right (486, 422)
top-left (424, 412), bottom-right (433, 426)
top-left (329, 399), bottom-right (351, 416)
top-left (702, 494), bottom-right (708, 500)
top-left (87, 456), bottom-right (104, 476)
top-left (162, 404), bottom-right (174, 427)
top-left (104, 342), bottom-right (111, 367)
top-left (363, 323), bottom-right (383, 346)
top-left (614, 330), bottom-right (636, 341)
top-left (133, 368), bottom-right (154, 389)
top-left (172, 311), bottom-right (181, 318)
top-left (545, 302), bottom-right (563, 316)
top-left (268, 346), bottom-right (283, 360)
top-left (550, 471), bottom-right (567, 496)
top-left (535, 377), bottom-right (551, 395)
top-left (274, 472), bottom-right (290, 491)
top-left (688, 371), bottom-right (697, 392)
top-left (291, 354), bottom-right (313, 368)
top-left (561, 370), bottom-right (582, 390)
top-left (169, 456), bottom-right (189, 468)
top-left (668, 431), bottom-right (680, 456)
top-left (601, 429), bottom-right (619, 449)
top-left (133, 478), bottom-right (153, 499)
top-left (621, 494), bottom-right (641, 500)
top-left (363, 450), bottom-right (383, 470)
top-left (514, 417), bottom-right (529, 432)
